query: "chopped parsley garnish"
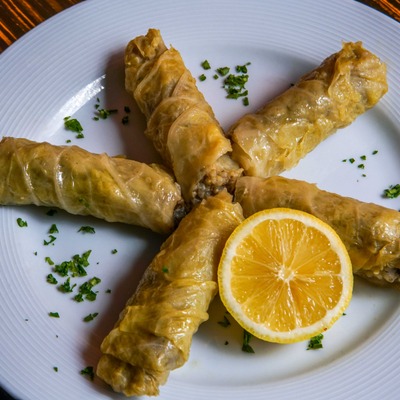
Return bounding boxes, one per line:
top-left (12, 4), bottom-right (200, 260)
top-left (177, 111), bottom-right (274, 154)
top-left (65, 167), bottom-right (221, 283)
top-left (73, 251), bottom-right (92, 269)
top-left (43, 235), bottom-right (57, 246)
top-left (80, 366), bottom-right (95, 381)
top-left (83, 312), bottom-right (99, 322)
top-left (224, 74), bottom-right (248, 96)
top-left (242, 330), bottom-right (255, 353)
top-left (46, 250), bottom-right (101, 305)
top-left (78, 226), bottom-right (96, 234)
top-left (221, 64), bottom-right (250, 105)
top-left (216, 66), bottom-right (230, 76)
top-left (342, 151), bottom-right (379, 179)
top-left (64, 116), bottom-right (84, 138)
top-left (74, 276), bottom-right (101, 302)
top-left (93, 97), bottom-right (119, 121)
top-left (53, 367), bottom-right (58, 372)
top-left (54, 250), bottom-right (92, 278)
top-left (111, 249), bottom-right (118, 254)
top-left (46, 274), bottom-right (58, 284)
top-left (49, 312), bottom-right (60, 318)
top-left (93, 108), bottom-right (118, 120)
top-left (45, 256), bottom-right (54, 266)
top-left (54, 261), bottom-right (72, 277)
top-left (383, 184), bottom-right (400, 199)
top-left (201, 60), bottom-right (211, 70)
top-left (16, 218), bottom-right (28, 227)
top-left (58, 277), bottom-right (76, 293)
top-left (307, 333), bottom-right (324, 350)
top-left (217, 315), bottom-right (231, 328)
top-left (199, 61), bottom-right (251, 105)
top-left (48, 224), bottom-right (59, 234)
top-left (162, 266), bottom-right (169, 273)
top-left (236, 63), bottom-right (251, 73)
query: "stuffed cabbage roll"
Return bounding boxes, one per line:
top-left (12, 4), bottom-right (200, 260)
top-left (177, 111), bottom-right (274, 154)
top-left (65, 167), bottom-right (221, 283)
top-left (235, 176), bottom-right (400, 287)
top-left (0, 137), bottom-right (184, 234)
top-left (125, 28), bottom-right (242, 204)
top-left (228, 42), bottom-right (388, 177)
top-left (97, 191), bottom-right (244, 396)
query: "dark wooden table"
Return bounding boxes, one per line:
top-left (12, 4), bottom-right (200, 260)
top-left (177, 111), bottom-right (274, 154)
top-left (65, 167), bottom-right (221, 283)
top-left (0, 0), bottom-right (400, 53)
top-left (0, 0), bottom-right (83, 52)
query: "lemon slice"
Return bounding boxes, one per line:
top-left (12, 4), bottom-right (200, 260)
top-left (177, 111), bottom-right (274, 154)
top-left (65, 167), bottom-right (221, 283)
top-left (218, 208), bottom-right (353, 344)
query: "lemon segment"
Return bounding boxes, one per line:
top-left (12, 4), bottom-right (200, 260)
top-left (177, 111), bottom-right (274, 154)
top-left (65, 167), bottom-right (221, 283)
top-left (218, 208), bottom-right (353, 344)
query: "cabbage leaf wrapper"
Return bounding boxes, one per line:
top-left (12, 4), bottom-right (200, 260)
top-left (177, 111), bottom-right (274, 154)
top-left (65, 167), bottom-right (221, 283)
top-left (235, 176), bottom-right (400, 288)
top-left (0, 137), bottom-right (184, 234)
top-left (97, 191), bottom-right (244, 396)
top-left (228, 42), bottom-right (388, 178)
top-left (125, 28), bottom-right (242, 204)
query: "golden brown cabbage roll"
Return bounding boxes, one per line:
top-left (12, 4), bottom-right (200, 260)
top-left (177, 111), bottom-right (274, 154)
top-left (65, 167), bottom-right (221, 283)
top-left (125, 28), bottom-right (242, 204)
top-left (235, 176), bottom-right (400, 288)
top-left (228, 42), bottom-right (388, 177)
top-left (97, 191), bottom-right (244, 396)
top-left (0, 137), bottom-right (184, 234)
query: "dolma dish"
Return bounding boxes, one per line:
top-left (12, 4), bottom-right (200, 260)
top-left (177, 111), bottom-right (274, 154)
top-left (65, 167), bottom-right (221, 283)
top-left (235, 176), bottom-right (400, 288)
top-left (125, 28), bottom-right (243, 204)
top-left (97, 191), bottom-right (244, 396)
top-left (0, 136), bottom-right (184, 234)
top-left (227, 42), bottom-right (388, 178)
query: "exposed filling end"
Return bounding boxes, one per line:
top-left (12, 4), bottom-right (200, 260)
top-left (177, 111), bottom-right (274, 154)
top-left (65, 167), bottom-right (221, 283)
top-left (194, 155), bottom-right (243, 203)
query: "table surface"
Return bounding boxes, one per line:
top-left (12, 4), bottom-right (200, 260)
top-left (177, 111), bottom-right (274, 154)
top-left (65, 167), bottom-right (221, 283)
top-left (0, 0), bottom-right (400, 53)
top-left (0, 0), bottom-right (399, 399)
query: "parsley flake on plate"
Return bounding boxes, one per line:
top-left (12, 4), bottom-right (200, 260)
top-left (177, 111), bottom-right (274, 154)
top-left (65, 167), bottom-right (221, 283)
top-left (45, 256), bottom-right (54, 266)
top-left (64, 116), bottom-right (84, 138)
top-left (46, 274), bottom-right (58, 285)
top-left (242, 329), bottom-right (255, 353)
top-left (83, 312), bottom-right (99, 322)
top-left (74, 276), bottom-right (101, 302)
top-left (201, 59), bottom-right (211, 70)
top-left (43, 235), bottom-right (57, 246)
top-left (383, 184), bottom-right (400, 199)
top-left (48, 224), bottom-right (59, 234)
top-left (58, 277), bottom-right (76, 293)
top-left (78, 225), bottom-right (96, 234)
top-left (80, 366), bottom-right (95, 381)
top-left (307, 333), bottom-right (324, 350)
top-left (16, 218), bottom-right (28, 227)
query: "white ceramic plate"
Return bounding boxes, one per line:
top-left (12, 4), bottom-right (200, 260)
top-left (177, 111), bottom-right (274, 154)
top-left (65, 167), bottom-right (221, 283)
top-left (1, 0), bottom-right (400, 399)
